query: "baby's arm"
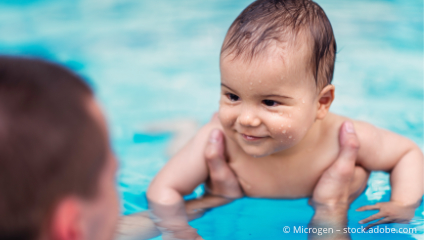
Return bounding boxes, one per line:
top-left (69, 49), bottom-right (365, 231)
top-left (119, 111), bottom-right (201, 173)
top-left (146, 117), bottom-right (221, 238)
top-left (353, 121), bottom-right (423, 227)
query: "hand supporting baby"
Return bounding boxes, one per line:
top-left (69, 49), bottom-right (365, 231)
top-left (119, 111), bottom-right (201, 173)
top-left (195, 121), bottom-right (364, 240)
top-left (201, 121), bottom-right (363, 240)
top-left (311, 121), bottom-right (366, 206)
top-left (184, 129), bottom-right (244, 221)
top-left (308, 121), bottom-right (364, 240)
top-left (205, 121), bottom-right (367, 207)
top-left (115, 129), bottom-right (244, 240)
top-left (311, 122), bottom-right (420, 230)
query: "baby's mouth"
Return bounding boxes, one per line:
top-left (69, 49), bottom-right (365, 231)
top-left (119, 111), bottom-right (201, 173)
top-left (240, 133), bottom-right (267, 141)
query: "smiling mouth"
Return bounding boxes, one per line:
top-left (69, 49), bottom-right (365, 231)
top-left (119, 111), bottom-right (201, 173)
top-left (240, 133), bottom-right (267, 141)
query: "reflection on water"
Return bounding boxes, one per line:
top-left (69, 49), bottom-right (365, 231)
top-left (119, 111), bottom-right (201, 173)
top-left (0, 0), bottom-right (422, 239)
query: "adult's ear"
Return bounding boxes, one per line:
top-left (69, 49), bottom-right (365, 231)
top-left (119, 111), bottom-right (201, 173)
top-left (315, 84), bottom-right (335, 120)
top-left (49, 197), bottom-right (83, 240)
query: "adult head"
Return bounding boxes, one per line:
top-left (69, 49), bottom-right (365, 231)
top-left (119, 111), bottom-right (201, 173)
top-left (0, 57), bottom-right (119, 240)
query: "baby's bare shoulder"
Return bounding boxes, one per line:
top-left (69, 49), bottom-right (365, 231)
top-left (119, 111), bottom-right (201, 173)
top-left (326, 112), bottom-right (416, 171)
top-left (322, 112), bottom-right (352, 136)
top-left (324, 112), bottom-right (381, 140)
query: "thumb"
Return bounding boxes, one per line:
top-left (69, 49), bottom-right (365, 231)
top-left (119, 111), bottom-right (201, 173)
top-left (325, 121), bottom-right (359, 184)
top-left (327, 121), bottom-right (360, 181)
top-left (311, 121), bottom-right (360, 205)
top-left (204, 129), bottom-right (226, 172)
top-left (337, 121), bottom-right (360, 169)
top-left (204, 129), bottom-right (243, 199)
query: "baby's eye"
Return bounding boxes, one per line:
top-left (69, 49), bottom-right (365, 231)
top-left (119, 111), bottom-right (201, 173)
top-left (262, 99), bottom-right (279, 107)
top-left (226, 93), bottom-right (240, 102)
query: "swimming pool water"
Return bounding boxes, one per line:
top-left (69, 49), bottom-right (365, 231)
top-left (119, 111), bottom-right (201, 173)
top-left (0, 0), bottom-right (422, 239)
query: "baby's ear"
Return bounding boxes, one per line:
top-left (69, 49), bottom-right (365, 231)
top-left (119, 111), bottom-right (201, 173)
top-left (316, 84), bottom-right (335, 120)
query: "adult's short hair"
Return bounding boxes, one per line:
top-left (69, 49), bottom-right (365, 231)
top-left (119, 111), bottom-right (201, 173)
top-left (222, 0), bottom-right (336, 89)
top-left (0, 57), bottom-right (107, 240)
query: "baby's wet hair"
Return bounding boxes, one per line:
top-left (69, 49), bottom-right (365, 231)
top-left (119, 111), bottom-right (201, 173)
top-left (221, 0), bottom-right (336, 89)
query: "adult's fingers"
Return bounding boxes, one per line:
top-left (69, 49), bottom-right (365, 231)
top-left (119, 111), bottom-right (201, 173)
top-left (204, 129), bottom-right (225, 173)
top-left (326, 121), bottom-right (360, 182)
top-left (337, 121), bottom-right (360, 164)
top-left (204, 129), bottom-right (243, 199)
top-left (311, 121), bottom-right (360, 205)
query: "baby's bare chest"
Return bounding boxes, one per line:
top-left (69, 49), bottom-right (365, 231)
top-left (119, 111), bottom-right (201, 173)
top-left (228, 147), bottom-right (339, 199)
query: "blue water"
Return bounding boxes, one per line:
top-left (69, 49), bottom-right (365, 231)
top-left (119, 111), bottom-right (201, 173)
top-left (0, 0), bottom-right (422, 239)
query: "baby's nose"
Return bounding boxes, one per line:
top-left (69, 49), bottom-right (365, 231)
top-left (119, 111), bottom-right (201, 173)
top-left (238, 112), bottom-right (261, 127)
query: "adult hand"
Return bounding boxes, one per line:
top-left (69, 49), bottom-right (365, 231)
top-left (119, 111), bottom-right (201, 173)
top-left (311, 121), bottom-right (368, 207)
top-left (116, 129), bottom-right (243, 240)
top-left (204, 129), bottom-right (243, 199)
top-left (185, 129), bottom-right (243, 220)
top-left (308, 121), bottom-right (367, 240)
top-left (203, 122), bottom-right (367, 207)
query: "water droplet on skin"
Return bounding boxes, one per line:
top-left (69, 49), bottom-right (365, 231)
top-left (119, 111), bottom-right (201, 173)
top-left (282, 130), bottom-right (286, 133)
top-left (288, 124), bottom-right (291, 128)
top-left (302, 99), bottom-right (305, 104)
top-left (288, 135), bottom-right (292, 139)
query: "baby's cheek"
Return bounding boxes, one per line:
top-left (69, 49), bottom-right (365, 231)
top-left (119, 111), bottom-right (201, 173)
top-left (218, 105), bottom-right (236, 129)
top-left (274, 120), bottom-right (297, 142)
top-left (272, 112), bottom-right (308, 144)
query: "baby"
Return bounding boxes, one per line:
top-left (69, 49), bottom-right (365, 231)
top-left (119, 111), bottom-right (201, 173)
top-left (147, 0), bottom-right (423, 237)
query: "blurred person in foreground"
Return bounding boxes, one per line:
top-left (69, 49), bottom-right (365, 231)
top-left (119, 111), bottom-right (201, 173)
top-left (0, 57), bottom-right (119, 240)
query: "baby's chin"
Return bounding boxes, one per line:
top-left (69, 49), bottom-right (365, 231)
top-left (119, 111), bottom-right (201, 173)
top-left (239, 139), bottom-right (298, 158)
top-left (241, 144), bottom-right (284, 158)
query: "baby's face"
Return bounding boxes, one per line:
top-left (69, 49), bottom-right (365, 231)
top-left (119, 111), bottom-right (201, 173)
top-left (219, 43), bottom-right (319, 157)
